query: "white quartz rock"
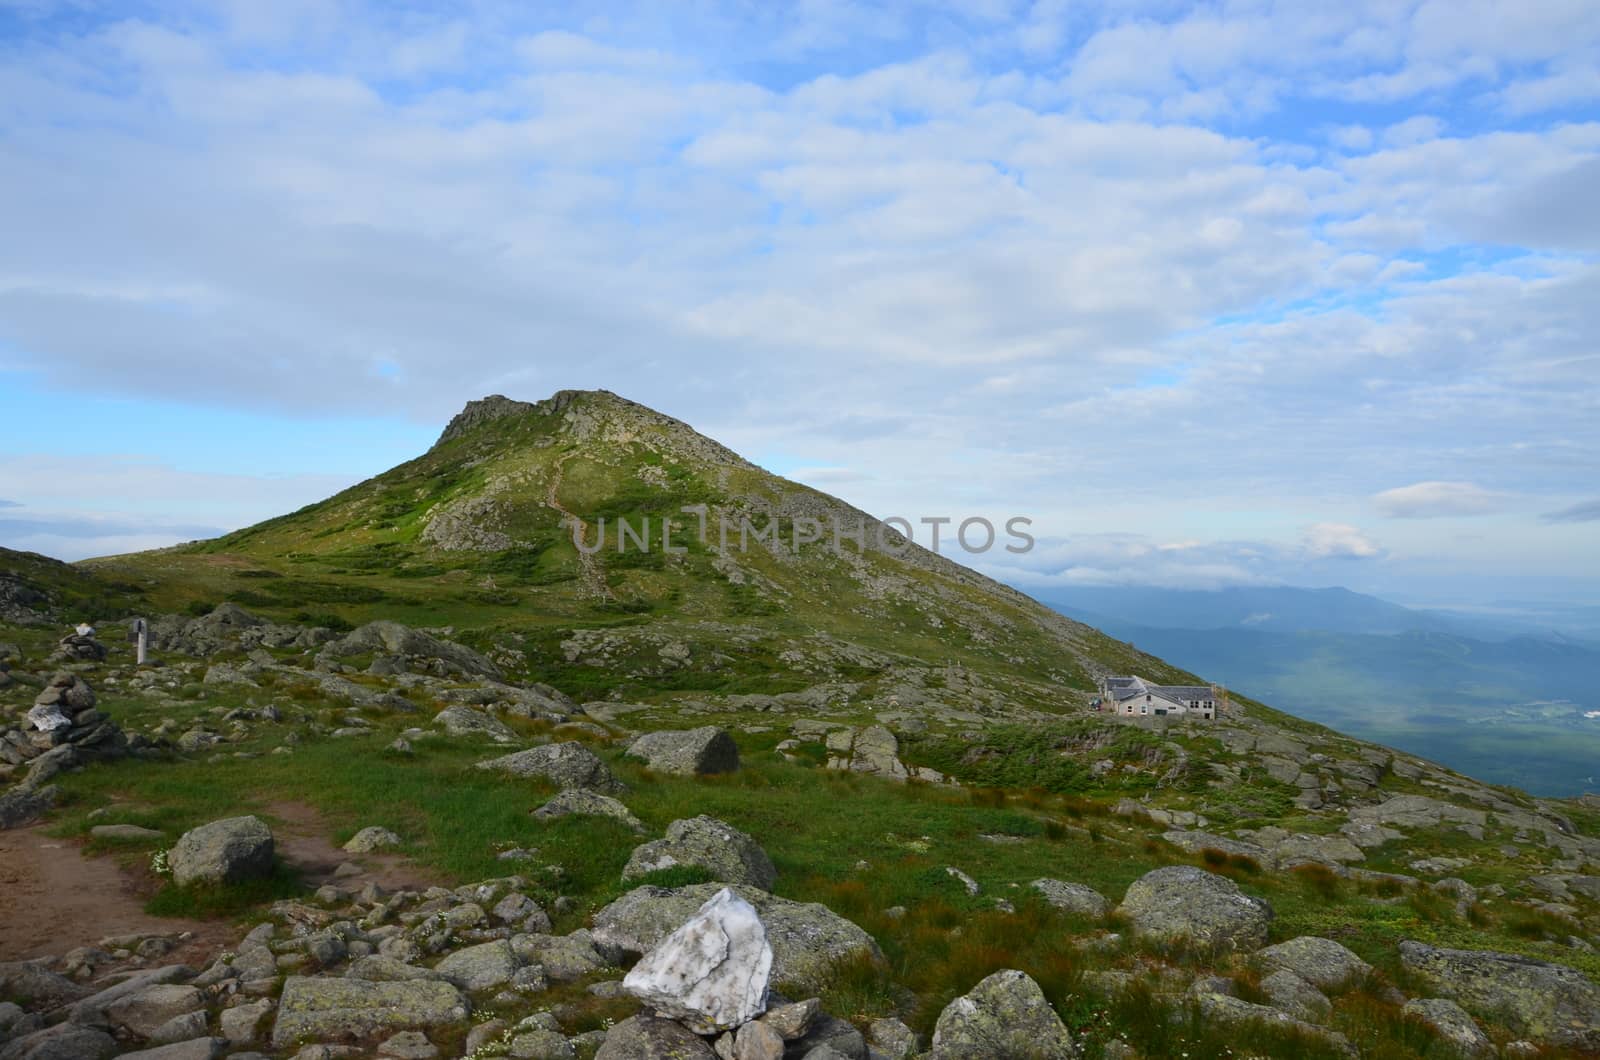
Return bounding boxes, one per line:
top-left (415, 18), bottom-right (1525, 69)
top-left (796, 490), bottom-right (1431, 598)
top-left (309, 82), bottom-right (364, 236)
top-left (26, 704), bottom-right (72, 732)
top-left (622, 886), bottom-right (773, 1034)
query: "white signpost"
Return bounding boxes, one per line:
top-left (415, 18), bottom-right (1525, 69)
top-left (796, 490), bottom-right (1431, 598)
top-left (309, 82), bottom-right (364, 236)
top-left (130, 617), bottom-right (148, 665)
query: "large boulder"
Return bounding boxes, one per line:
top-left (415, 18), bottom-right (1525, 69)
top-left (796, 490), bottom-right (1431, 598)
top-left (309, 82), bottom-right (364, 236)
top-left (626, 727), bottom-right (740, 776)
top-left (1258, 936), bottom-right (1372, 991)
top-left (1349, 795), bottom-right (1487, 831)
top-left (104, 984), bottom-right (205, 1040)
top-left (1029, 879), bottom-right (1110, 918)
top-left (592, 883), bottom-right (881, 995)
top-left (169, 816), bottom-right (275, 887)
top-left (622, 887), bottom-right (772, 1034)
top-left (1117, 865), bottom-right (1272, 952)
top-left (432, 706), bottom-right (516, 743)
top-left (1401, 998), bottom-right (1494, 1059)
top-left (594, 1015), bottom-right (716, 1060)
top-left (0, 1022), bottom-right (118, 1060)
top-left (825, 725), bottom-right (909, 780)
top-left (476, 743), bottom-right (626, 794)
top-left (0, 960), bottom-right (93, 1008)
top-left (269, 977), bottom-right (470, 1047)
top-left (0, 786), bottom-right (58, 831)
top-left (532, 789), bottom-right (646, 833)
top-left (928, 969), bottom-right (1075, 1059)
top-left (434, 940), bottom-right (520, 992)
top-left (622, 816), bottom-right (776, 890)
top-left (1399, 940), bottom-right (1600, 1049)
top-left (323, 621), bottom-right (501, 680)
top-left (1193, 992), bottom-right (1356, 1056)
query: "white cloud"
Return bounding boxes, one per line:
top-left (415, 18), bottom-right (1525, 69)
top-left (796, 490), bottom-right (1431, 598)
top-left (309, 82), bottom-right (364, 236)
top-left (0, 1), bottom-right (1596, 591)
top-left (1303, 523), bottom-right (1383, 559)
top-left (1372, 481), bottom-right (1506, 518)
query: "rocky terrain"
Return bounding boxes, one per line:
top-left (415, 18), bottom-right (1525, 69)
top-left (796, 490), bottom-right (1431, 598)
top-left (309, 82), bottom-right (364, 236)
top-left (2, 390), bottom-right (1599, 1058)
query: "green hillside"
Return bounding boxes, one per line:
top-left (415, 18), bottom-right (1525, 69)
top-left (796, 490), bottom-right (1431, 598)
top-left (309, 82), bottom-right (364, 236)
top-left (80, 390), bottom-right (1202, 712)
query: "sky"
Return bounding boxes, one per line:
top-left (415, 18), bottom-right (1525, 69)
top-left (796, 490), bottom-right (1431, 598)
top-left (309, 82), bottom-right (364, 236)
top-left (1, 0), bottom-right (1597, 607)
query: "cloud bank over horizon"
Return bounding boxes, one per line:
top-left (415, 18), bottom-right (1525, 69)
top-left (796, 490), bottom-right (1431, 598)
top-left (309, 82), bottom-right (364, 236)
top-left (0, 1), bottom-right (1596, 597)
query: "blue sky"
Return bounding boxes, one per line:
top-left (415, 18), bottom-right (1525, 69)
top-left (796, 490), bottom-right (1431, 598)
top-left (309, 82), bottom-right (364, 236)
top-left (1, 0), bottom-right (1597, 605)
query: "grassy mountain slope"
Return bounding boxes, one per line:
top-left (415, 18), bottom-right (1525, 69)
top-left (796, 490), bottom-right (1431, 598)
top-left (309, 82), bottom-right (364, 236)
top-left (82, 390), bottom-right (1208, 715)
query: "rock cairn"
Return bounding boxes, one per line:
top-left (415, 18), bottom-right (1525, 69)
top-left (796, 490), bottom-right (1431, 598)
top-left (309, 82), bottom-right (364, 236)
top-left (0, 673), bottom-right (128, 828)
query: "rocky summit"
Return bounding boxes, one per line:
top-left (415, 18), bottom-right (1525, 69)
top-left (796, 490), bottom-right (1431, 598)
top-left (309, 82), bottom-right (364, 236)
top-left (1, 389), bottom-right (1599, 1059)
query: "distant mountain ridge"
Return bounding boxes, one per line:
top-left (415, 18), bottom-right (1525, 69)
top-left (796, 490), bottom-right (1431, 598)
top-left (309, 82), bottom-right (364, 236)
top-left (1033, 584), bottom-right (1539, 639)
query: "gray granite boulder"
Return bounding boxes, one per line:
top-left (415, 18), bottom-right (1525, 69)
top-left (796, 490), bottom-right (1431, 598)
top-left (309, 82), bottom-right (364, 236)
top-left (594, 1015), bottom-right (716, 1059)
top-left (1402, 998), bottom-right (1494, 1058)
top-left (1029, 879), bottom-right (1110, 918)
top-left (169, 816), bottom-right (274, 887)
top-left (928, 969), bottom-right (1075, 1059)
top-left (626, 727), bottom-right (740, 776)
top-left (1117, 865), bottom-right (1272, 952)
top-left (622, 816), bottom-right (775, 889)
top-left (1258, 936), bottom-right (1372, 991)
top-left (532, 789), bottom-right (646, 833)
top-left (1399, 940), bottom-right (1600, 1049)
top-left (476, 742), bottom-right (626, 794)
top-left (269, 977), bottom-right (469, 1047)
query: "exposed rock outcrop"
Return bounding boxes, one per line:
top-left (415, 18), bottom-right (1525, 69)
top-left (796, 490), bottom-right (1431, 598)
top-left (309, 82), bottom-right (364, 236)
top-left (1399, 940), bottom-right (1600, 1049)
top-left (623, 817), bottom-right (776, 890)
top-left (169, 816), bottom-right (275, 887)
top-left (627, 727), bottom-right (741, 776)
top-left (476, 742), bottom-right (627, 794)
top-left (1117, 865), bottom-right (1273, 952)
top-left (928, 969), bottom-right (1076, 1059)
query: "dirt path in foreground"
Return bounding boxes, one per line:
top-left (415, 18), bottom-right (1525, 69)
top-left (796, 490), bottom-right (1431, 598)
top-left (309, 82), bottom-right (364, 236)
top-left (0, 801), bottom-right (445, 964)
top-left (0, 826), bottom-right (231, 963)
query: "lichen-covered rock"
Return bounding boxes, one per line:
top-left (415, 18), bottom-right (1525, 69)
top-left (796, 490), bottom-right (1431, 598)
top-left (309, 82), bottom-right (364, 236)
top-left (928, 969), bottom-right (1075, 1059)
top-left (322, 621), bottom-right (502, 680)
top-left (1193, 992), bottom-right (1356, 1057)
top-left (432, 706), bottom-right (516, 742)
top-left (825, 725), bottom-right (910, 780)
top-left (104, 983), bottom-right (205, 1040)
top-left (592, 884), bottom-right (880, 995)
top-left (786, 1014), bottom-right (866, 1059)
top-left (0, 786), bottom-right (58, 831)
top-left (0, 960), bottom-right (93, 1008)
top-left (169, 816), bottom-right (275, 887)
top-left (0, 1022), bottom-right (119, 1060)
top-left (622, 816), bottom-right (776, 890)
top-left (627, 727), bottom-right (741, 776)
top-left (532, 789), bottom-right (646, 833)
top-left (1259, 969), bottom-right (1331, 1022)
top-left (510, 932), bottom-right (608, 981)
top-left (433, 940), bottom-right (519, 992)
top-left (1401, 998), bottom-right (1494, 1059)
top-left (476, 743), bottom-right (627, 794)
top-left (1258, 936), bottom-right (1373, 991)
top-left (1117, 865), bottom-right (1272, 952)
top-left (595, 1015), bottom-right (717, 1060)
top-left (1029, 879), bottom-right (1110, 918)
top-left (1399, 940), bottom-right (1600, 1049)
top-left (269, 977), bottom-right (470, 1047)
top-left (343, 826), bottom-right (402, 853)
top-left (622, 888), bottom-right (772, 1034)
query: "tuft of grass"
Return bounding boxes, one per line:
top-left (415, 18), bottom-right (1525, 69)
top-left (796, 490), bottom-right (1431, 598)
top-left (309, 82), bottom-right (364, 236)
top-left (145, 860), bottom-right (303, 919)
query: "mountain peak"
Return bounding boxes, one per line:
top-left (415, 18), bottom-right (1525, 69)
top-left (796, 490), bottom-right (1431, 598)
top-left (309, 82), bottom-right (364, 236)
top-left (434, 389), bottom-right (626, 447)
top-left (432, 389), bottom-right (748, 469)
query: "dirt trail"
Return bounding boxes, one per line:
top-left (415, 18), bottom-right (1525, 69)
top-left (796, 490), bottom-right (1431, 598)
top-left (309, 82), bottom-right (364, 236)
top-left (0, 802), bottom-right (443, 964)
top-left (263, 800), bottom-right (442, 894)
top-left (0, 826), bottom-right (230, 963)
top-left (544, 450), bottom-right (612, 600)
